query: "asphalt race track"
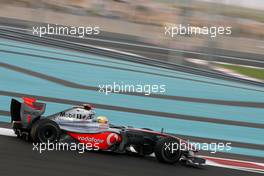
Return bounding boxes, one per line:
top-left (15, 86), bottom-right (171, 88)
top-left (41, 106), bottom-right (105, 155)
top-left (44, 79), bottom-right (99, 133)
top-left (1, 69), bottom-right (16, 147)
top-left (0, 135), bottom-right (261, 176)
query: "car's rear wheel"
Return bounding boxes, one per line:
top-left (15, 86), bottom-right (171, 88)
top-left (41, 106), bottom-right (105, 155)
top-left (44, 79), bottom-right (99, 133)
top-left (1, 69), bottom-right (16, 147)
top-left (154, 137), bottom-right (181, 164)
top-left (31, 119), bottom-right (61, 143)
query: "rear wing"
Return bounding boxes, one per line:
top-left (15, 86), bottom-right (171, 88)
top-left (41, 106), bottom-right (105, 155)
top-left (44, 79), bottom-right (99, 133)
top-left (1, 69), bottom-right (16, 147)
top-left (10, 97), bottom-right (46, 128)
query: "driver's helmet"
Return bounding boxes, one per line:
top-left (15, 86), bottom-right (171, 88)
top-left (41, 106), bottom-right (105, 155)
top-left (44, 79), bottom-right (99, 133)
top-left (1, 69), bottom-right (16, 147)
top-left (96, 116), bottom-right (109, 124)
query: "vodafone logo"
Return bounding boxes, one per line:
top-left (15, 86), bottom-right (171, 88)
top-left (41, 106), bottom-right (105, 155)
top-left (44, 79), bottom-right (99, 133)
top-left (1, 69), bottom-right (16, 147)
top-left (78, 136), bottom-right (104, 143)
top-left (106, 133), bottom-right (119, 145)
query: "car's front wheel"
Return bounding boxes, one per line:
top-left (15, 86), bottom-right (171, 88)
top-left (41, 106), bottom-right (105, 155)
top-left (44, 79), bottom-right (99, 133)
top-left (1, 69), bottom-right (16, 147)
top-left (154, 137), bottom-right (181, 164)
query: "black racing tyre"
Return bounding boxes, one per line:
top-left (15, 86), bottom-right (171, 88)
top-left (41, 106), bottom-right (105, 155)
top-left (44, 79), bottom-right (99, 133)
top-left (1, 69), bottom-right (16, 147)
top-left (154, 137), bottom-right (181, 164)
top-left (30, 119), bottom-right (61, 143)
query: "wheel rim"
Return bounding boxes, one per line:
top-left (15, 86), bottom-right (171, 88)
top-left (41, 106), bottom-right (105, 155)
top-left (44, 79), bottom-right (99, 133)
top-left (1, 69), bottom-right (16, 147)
top-left (38, 125), bottom-right (57, 142)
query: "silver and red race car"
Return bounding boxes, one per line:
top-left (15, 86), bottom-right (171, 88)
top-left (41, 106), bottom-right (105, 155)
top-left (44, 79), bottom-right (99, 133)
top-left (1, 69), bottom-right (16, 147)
top-left (10, 97), bottom-right (205, 166)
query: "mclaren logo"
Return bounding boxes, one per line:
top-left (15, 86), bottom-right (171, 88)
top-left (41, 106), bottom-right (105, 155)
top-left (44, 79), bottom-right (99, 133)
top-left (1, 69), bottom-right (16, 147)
top-left (59, 112), bottom-right (89, 119)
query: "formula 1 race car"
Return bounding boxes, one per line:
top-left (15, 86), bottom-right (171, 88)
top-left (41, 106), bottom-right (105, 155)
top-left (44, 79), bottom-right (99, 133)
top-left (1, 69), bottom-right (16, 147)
top-left (10, 97), bottom-right (205, 166)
